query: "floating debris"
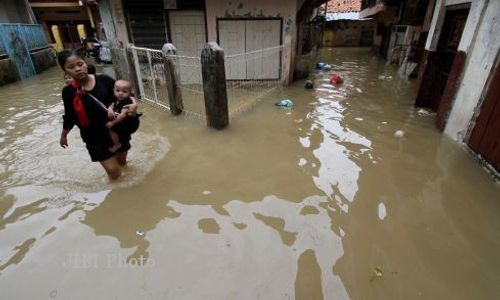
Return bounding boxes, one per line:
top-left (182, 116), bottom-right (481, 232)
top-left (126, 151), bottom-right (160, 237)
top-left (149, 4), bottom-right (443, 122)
top-left (417, 108), bottom-right (434, 116)
top-left (329, 74), bottom-right (343, 84)
top-left (378, 202), bottom-right (387, 220)
top-left (316, 62), bottom-right (326, 70)
top-left (202, 190), bottom-right (211, 195)
top-left (305, 80), bottom-right (314, 89)
top-left (135, 229), bottom-right (145, 237)
top-left (370, 266), bottom-right (384, 282)
top-left (275, 99), bottom-right (293, 108)
top-left (394, 130), bottom-right (405, 138)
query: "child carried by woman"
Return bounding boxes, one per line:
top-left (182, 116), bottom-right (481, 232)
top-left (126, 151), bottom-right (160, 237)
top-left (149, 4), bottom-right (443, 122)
top-left (106, 79), bottom-right (141, 152)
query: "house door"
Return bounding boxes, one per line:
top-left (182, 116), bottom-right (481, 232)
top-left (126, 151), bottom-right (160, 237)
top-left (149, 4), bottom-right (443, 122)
top-left (218, 19), bottom-right (281, 80)
top-left (168, 11), bottom-right (206, 84)
top-left (168, 11), bottom-right (206, 57)
top-left (435, 7), bottom-right (469, 108)
top-left (468, 62), bottom-right (500, 172)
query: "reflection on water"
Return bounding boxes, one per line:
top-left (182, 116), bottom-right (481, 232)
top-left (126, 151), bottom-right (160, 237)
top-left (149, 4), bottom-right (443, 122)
top-left (1, 48), bottom-right (499, 299)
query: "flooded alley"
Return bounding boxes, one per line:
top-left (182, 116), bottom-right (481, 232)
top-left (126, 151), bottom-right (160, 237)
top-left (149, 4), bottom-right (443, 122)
top-left (1, 47), bottom-right (500, 299)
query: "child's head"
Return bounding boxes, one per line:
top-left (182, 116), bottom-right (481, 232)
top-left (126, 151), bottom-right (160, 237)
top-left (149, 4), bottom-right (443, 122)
top-left (64, 74), bottom-right (73, 85)
top-left (114, 80), bottom-right (132, 101)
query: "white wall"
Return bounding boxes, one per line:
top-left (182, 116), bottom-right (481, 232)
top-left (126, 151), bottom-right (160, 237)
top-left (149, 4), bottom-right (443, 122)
top-left (444, 0), bottom-right (500, 140)
top-left (425, 0), bottom-right (445, 50)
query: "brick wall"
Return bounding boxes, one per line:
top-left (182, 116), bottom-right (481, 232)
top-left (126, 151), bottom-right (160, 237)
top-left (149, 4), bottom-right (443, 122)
top-left (326, 0), bottom-right (362, 13)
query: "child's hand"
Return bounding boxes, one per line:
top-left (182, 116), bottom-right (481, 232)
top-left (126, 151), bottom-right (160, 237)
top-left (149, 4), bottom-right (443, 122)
top-left (124, 101), bottom-right (138, 116)
top-left (107, 109), bottom-right (115, 120)
top-left (105, 121), bottom-right (114, 129)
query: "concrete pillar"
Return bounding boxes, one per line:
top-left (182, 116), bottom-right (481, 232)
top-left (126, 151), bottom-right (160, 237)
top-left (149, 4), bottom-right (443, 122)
top-left (97, 0), bottom-right (119, 47)
top-left (201, 42), bottom-right (229, 130)
top-left (98, 0), bottom-right (131, 82)
top-left (162, 43), bottom-right (184, 116)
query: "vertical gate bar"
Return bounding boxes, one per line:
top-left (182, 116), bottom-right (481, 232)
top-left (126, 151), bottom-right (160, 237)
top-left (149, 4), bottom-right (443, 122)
top-left (132, 47), bottom-right (145, 99)
top-left (147, 50), bottom-right (159, 104)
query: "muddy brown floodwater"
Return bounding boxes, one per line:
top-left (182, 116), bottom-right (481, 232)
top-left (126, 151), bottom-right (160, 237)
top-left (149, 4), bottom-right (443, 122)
top-left (1, 48), bottom-right (499, 299)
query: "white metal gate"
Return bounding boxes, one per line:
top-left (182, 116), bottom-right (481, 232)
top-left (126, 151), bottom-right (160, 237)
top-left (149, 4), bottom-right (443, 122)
top-left (129, 45), bottom-right (170, 109)
top-left (128, 43), bottom-right (286, 121)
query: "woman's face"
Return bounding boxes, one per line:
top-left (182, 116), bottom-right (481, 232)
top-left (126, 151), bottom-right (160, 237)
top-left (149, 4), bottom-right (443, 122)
top-left (63, 55), bottom-right (88, 81)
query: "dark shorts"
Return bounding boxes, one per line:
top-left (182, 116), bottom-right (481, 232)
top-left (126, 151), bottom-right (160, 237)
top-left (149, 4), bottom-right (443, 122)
top-left (86, 134), bottom-right (131, 162)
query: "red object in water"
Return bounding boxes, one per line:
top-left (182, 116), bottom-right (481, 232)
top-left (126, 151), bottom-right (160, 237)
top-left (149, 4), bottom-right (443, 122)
top-left (329, 74), bottom-right (343, 84)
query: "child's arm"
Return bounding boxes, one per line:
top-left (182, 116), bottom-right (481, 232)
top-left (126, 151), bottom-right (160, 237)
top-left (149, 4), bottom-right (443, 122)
top-left (106, 109), bottom-right (128, 128)
top-left (123, 97), bottom-right (138, 116)
top-left (107, 103), bottom-right (116, 120)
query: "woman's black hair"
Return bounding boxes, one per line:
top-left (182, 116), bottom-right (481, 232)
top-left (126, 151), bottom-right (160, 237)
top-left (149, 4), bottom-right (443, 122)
top-left (57, 49), bottom-right (84, 70)
top-left (87, 63), bottom-right (96, 75)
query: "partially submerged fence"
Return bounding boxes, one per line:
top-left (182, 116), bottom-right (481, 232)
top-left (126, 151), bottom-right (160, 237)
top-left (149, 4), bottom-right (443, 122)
top-left (126, 43), bottom-right (285, 128)
top-left (225, 45), bottom-right (284, 120)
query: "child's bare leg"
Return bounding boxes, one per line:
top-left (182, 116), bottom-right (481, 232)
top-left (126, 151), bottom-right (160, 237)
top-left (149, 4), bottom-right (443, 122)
top-left (109, 130), bottom-right (122, 152)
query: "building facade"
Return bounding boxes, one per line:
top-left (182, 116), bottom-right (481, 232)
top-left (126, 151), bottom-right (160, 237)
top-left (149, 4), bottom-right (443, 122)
top-left (100, 0), bottom-right (308, 84)
top-left (321, 0), bottom-right (375, 47)
top-left (416, 0), bottom-right (500, 173)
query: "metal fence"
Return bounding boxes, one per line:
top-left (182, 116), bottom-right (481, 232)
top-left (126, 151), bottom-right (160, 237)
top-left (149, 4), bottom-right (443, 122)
top-left (225, 45), bottom-right (284, 120)
top-left (0, 24), bottom-right (50, 79)
top-left (129, 44), bottom-right (286, 123)
top-left (18, 24), bottom-right (48, 51)
top-left (0, 41), bottom-right (5, 57)
top-left (129, 46), bottom-right (168, 108)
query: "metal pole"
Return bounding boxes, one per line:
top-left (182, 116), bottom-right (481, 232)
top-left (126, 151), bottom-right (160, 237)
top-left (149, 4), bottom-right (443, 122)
top-left (147, 50), bottom-right (158, 104)
top-left (132, 47), bottom-right (145, 98)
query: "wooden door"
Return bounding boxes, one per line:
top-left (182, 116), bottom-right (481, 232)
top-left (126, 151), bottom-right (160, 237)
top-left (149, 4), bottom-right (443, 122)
top-left (468, 62), bottom-right (500, 171)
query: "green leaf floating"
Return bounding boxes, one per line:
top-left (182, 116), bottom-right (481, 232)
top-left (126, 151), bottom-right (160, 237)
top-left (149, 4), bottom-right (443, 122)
top-left (370, 266), bottom-right (384, 282)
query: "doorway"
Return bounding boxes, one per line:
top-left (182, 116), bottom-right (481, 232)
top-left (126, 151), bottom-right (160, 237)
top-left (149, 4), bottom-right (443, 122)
top-left (468, 61), bottom-right (500, 172)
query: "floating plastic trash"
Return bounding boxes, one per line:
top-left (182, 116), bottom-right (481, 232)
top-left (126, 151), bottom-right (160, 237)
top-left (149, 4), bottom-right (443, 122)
top-left (304, 80), bottom-right (314, 89)
top-left (135, 229), bottom-right (145, 236)
top-left (329, 74), bottom-right (343, 84)
top-left (275, 99), bottom-right (293, 108)
top-left (323, 64), bottom-right (332, 71)
top-left (316, 62), bottom-right (326, 70)
top-left (394, 130), bottom-right (405, 138)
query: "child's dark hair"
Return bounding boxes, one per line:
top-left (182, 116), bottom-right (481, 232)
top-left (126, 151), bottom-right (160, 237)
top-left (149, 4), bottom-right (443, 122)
top-left (57, 49), bottom-right (84, 70)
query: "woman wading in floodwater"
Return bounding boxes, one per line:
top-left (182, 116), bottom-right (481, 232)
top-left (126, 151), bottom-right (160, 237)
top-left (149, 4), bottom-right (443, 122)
top-left (58, 50), bottom-right (137, 180)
